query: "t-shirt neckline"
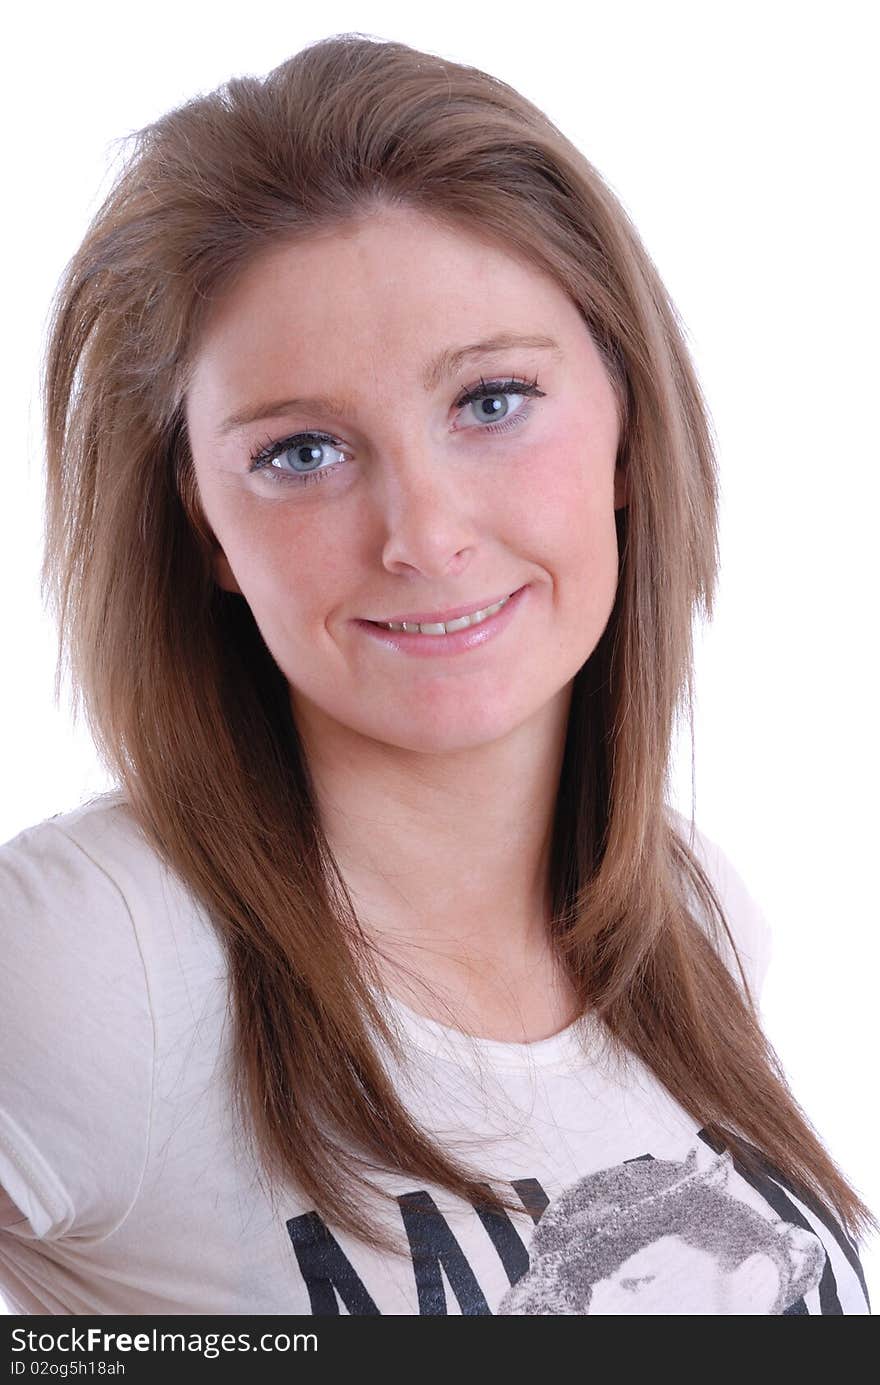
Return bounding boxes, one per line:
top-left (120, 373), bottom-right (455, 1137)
top-left (367, 982), bottom-right (598, 1075)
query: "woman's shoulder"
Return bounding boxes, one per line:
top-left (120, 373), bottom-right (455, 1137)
top-left (0, 787), bottom-right (152, 950)
top-left (0, 787), bottom-right (214, 945)
top-left (0, 790), bottom-right (158, 1240)
top-left (1, 786), bottom-right (157, 882)
top-left (0, 786), bottom-right (225, 1026)
top-left (666, 806), bottom-right (773, 1004)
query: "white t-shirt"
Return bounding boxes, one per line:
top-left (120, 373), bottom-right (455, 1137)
top-left (0, 791), bottom-right (870, 1315)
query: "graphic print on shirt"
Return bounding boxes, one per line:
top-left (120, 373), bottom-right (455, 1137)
top-left (286, 1128), bottom-right (871, 1315)
top-left (496, 1147), bottom-right (822, 1313)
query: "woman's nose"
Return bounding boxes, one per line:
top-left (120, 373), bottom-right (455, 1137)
top-left (373, 443), bottom-right (481, 576)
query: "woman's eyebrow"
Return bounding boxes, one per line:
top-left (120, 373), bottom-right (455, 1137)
top-left (217, 332), bottom-right (563, 435)
top-left (420, 332), bottom-right (562, 391)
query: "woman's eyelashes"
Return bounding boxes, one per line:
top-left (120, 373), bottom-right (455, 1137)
top-left (453, 374), bottom-right (544, 432)
top-left (245, 374), bottom-right (546, 487)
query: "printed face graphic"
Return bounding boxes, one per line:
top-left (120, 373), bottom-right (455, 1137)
top-left (184, 204), bottom-right (626, 759)
top-left (586, 1236), bottom-right (784, 1314)
top-left (497, 1148), bottom-right (827, 1315)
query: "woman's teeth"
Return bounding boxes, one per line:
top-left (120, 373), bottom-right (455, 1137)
top-left (378, 594), bottom-right (511, 635)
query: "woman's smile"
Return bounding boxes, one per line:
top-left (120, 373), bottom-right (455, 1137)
top-left (352, 582), bottom-right (531, 657)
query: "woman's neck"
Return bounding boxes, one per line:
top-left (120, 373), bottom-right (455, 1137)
top-left (294, 681), bottom-right (573, 976)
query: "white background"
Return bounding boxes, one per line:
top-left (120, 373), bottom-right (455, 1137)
top-left (2, 0), bottom-right (877, 1314)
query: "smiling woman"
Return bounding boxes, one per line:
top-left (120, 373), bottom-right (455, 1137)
top-left (184, 206), bottom-right (625, 765)
top-left (0, 32), bottom-right (874, 1316)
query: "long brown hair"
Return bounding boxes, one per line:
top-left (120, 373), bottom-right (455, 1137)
top-left (39, 31), bottom-right (877, 1256)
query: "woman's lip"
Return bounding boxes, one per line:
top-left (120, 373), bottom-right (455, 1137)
top-left (353, 583), bottom-right (529, 658)
top-left (365, 588), bottom-right (523, 626)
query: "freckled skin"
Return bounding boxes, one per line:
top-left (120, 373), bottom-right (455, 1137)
top-left (184, 205), bottom-right (627, 1016)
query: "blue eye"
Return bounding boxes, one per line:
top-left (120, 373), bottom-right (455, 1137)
top-left (248, 434), bottom-right (346, 487)
top-left (453, 375), bottom-right (543, 433)
top-left (246, 373), bottom-right (544, 487)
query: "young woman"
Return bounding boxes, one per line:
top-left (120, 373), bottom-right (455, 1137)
top-left (0, 33), bottom-right (873, 1316)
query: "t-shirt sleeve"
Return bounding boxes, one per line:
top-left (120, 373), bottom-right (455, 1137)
top-left (670, 809), bottom-right (774, 1006)
top-left (0, 820), bottom-right (154, 1243)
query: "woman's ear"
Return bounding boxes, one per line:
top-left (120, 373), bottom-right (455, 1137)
top-left (212, 546), bottom-right (242, 594)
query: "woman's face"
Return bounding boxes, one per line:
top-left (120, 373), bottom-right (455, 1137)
top-left (185, 205), bottom-right (626, 755)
